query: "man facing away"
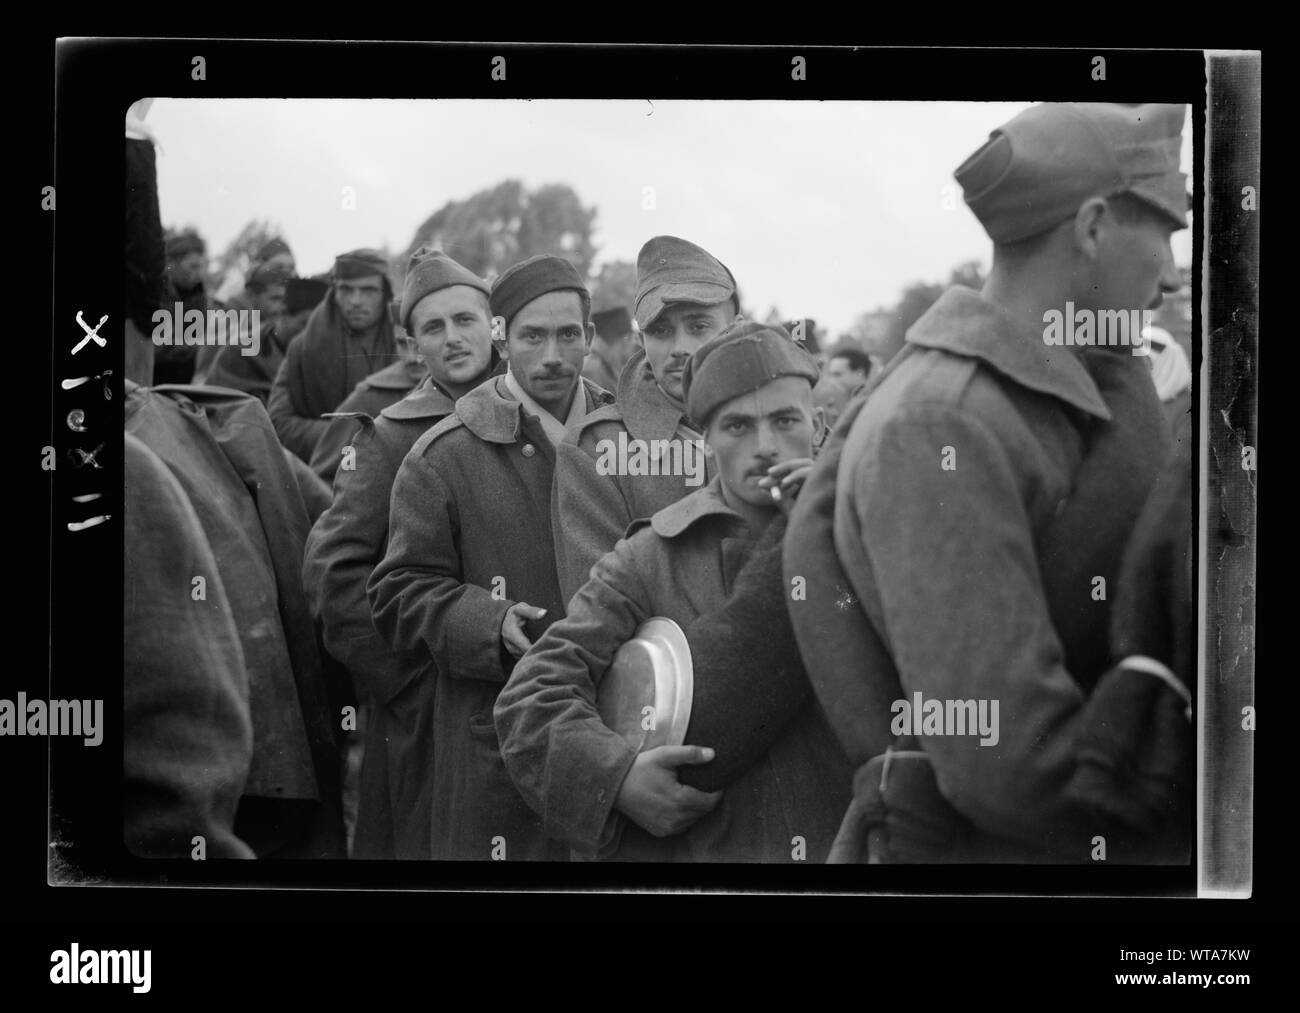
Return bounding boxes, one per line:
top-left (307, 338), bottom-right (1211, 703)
top-left (367, 255), bottom-right (613, 861)
top-left (787, 103), bottom-right (1192, 863)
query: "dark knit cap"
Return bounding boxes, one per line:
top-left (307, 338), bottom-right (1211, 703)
top-left (399, 246), bottom-right (490, 330)
top-left (490, 254), bottom-right (588, 328)
top-left (683, 320), bottom-right (819, 425)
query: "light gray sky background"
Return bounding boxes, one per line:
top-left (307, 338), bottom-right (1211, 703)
top-left (149, 99), bottom-right (1195, 337)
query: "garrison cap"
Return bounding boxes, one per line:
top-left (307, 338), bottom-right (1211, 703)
top-left (399, 246), bottom-right (490, 331)
top-left (955, 103), bottom-right (1189, 243)
top-left (257, 237), bottom-right (293, 262)
top-left (490, 254), bottom-right (589, 328)
top-left (634, 236), bottom-right (737, 331)
top-left (592, 306), bottom-right (633, 340)
top-left (683, 320), bottom-right (819, 426)
top-left (245, 259), bottom-right (293, 291)
top-left (166, 232), bottom-right (205, 259)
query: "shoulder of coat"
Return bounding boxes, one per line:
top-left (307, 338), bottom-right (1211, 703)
top-left (413, 412), bottom-right (467, 457)
top-left (567, 403), bottom-right (627, 445)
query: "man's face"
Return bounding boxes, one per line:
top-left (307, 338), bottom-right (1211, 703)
top-left (171, 251), bottom-right (205, 290)
top-left (334, 274), bottom-right (386, 331)
top-left (1088, 200), bottom-right (1183, 315)
top-left (250, 283), bottom-right (286, 321)
top-left (705, 375), bottom-right (818, 513)
top-left (408, 285), bottom-right (493, 389)
top-left (501, 290), bottom-right (592, 416)
top-left (641, 300), bottom-right (737, 403)
top-left (826, 356), bottom-right (868, 392)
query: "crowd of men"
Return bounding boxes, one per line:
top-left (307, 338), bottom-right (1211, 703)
top-left (122, 101), bottom-right (1196, 865)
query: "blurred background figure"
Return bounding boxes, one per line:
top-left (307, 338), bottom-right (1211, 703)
top-left (582, 306), bottom-right (634, 394)
top-left (812, 375), bottom-right (854, 445)
top-left (156, 229), bottom-right (215, 384)
top-left (125, 97), bottom-right (166, 386)
top-left (824, 344), bottom-right (873, 396)
top-left (783, 318), bottom-right (823, 364)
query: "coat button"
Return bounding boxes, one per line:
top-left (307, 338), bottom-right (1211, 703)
top-left (522, 443), bottom-right (536, 457)
top-left (597, 789), bottom-right (606, 803)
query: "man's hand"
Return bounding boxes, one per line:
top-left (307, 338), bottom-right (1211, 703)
top-left (758, 458), bottom-right (814, 516)
top-left (501, 602), bottom-right (547, 658)
top-left (614, 745), bottom-right (722, 837)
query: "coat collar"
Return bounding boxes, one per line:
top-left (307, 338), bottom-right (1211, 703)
top-left (906, 287), bottom-right (1112, 421)
top-left (363, 357), bottom-right (427, 391)
top-left (615, 345), bottom-right (698, 443)
top-left (648, 475), bottom-right (746, 539)
top-left (382, 351), bottom-right (505, 421)
top-left (453, 373), bottom-right (614, 444)
top-left (380, 373), bottom-right (455, 421)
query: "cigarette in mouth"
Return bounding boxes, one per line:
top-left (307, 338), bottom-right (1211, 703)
top-left (769, 485), bottom-right (783, 503)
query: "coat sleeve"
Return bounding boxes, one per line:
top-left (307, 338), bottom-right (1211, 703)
top-left (269, 344), bottom-right (330, 463)
top-left (309, 412), bottom-right (366, 486)
top-left (301, 421), bottom-right (407, 699)
top-left (852, 402), bottom-right (1092, 849)
top-left (367, 443), bottom-right (516, 685)
top-left (551, 434), bottom-right (634, 607)
top-left (675, 514), bottom-right (812, 792)
top-left (494, 538), bottom-right (648, 855)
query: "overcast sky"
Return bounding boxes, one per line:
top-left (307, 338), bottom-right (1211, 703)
top-left (148, 99), bottom-right (1195, 337)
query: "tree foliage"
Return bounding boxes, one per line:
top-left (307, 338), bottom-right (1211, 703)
top-left (402, 180), bottom-right (598, 282)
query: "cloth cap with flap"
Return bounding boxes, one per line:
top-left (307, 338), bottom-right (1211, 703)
top-left (634, 235), bottom-right (737, 331)
top-left (955, 102), bottom-right (1189, 243)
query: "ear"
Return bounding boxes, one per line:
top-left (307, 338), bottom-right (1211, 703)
top-left (584, 321), bottom-right (596, 348)
top-left (812, 405), bottom-right (827, 442)
top-left (1072, 197), bottom-right (1110, 259)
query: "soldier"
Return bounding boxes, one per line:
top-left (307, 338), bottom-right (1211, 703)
top-left (367, 255), bottom-right (613, 861)
top-left (496, 322), bottom-right (851, 862)
top-left (269, 248), bottom-right (400, 462)
top-left (580, 306), bottom-right (635, 393)
top-left (552, 236), bottom-right (741, 604)
top-left (302, 249), bottom-right (501, 859)
top-left (786, 103), bottom-right (1192, 863)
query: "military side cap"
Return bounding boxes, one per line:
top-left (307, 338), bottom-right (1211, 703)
top-left (399, 246), bottom-right (490, 331)
top-left (634, 235), bottom-right (737, 331)
top-left (490, 254), bottom-right (588, 328)
top-left (683, 320), bottom-right (819, 426)
top-left (592, 306), bottom-right (632, 340)
top-left (597, 617), bottom-right (694, 753)
top-left (245, 259), bottom-right (293, 291)
top-left (955, 103), bottom-right (1188, 243)
top-left (286, 277), bottom-right (330, 315)
top-left (257, 237), bottom-right (293, 262)
top-left (166, 232), bottom-right (205, 259)
top-left (332, 248), bottom-right (390, 281)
